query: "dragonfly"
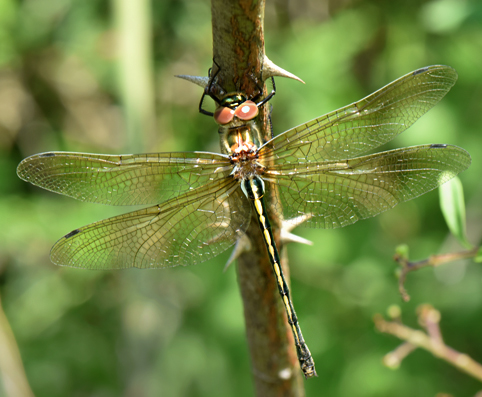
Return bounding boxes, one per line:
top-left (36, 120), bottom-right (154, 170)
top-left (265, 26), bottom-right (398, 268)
top-left (17, 65), bottom-right (471, 379)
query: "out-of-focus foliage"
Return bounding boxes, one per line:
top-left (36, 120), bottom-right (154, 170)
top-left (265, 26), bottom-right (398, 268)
top-left (1, 0), bottom-right (481, 396)
top-left (440, 177), bottom-right (471, 248)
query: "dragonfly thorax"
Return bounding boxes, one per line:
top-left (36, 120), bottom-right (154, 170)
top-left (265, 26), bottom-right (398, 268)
top-left (219, 120), bottom-right (264, 155)
top-left (231, 152), bottom-right (264, 181)
top-left (226, 126), bottom-right (265, 181)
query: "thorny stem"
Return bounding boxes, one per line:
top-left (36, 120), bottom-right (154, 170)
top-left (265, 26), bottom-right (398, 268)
top-left (394, 246), bottom-right (480, 302)
top-left (374, 304), bottom-right (482, 383)
top-left (210, 0), bottom-right (306, 395)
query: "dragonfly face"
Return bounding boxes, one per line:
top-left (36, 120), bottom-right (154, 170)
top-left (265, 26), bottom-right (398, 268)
top-left (199, 61), bottom-right (276, 123)
top-left (16, 65), bottom-right (471, 379)
top-left (214, 97), bottom-right (259, 125)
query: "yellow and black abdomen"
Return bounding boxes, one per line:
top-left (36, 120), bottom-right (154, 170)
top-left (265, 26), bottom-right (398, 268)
top-left (241, 176), bottom-right (317, 378)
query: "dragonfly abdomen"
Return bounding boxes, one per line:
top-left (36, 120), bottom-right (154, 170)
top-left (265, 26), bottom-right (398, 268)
top-left (241, 176), bottom-right (317, 378)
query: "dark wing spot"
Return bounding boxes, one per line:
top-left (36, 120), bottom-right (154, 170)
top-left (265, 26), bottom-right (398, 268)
top-left (39, 152), bottom-right (56, 157)
top-left (413, 67), bottom-right (429, 76)
top-left (430, 144), bottom-right (447, 148)
top-left (64, 229), bottom-right (81, 239)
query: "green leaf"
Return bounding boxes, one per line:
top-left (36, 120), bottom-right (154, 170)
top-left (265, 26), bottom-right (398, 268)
top-left (439, 176), bottom-right (472, 248)
top-left (474, 247), bottom-right (482, 263)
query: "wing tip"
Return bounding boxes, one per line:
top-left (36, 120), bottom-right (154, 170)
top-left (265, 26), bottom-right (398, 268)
top-left (413, 66), bottom-right (430, 76)
top-left (39, 152), bottom-right (56, 158)
top-left (64, 229), bottom-right (81, 239)
top-left (412, 65), bottom-right (458, 84)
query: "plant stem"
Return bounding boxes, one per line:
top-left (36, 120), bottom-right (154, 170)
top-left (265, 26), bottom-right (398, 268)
top-left (210, 0), bottom-right (306, 394)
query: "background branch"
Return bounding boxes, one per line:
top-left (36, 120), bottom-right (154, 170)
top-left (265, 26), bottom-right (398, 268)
top-left (394, 246), bottom-right (480, 301)
top-left (374, 304), bottom-right (482, 383)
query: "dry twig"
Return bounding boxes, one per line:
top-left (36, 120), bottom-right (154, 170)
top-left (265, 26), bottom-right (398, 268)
top-left (393, 246), bottom-right (480, 301)
top-left (374, 304), bottom-right (482, 383)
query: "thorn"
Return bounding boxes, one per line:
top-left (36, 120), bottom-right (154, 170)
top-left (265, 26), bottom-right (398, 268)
top-left (281, 230), bottom-right (313, 246)
top-left (262, 55), bottom-right (305, 84)
top-left (175, 74), bottom-right (210, 89)
top-left (282, 214), bottom-right (313, 232)
top-left (223, 235), bottom-right (251, 272)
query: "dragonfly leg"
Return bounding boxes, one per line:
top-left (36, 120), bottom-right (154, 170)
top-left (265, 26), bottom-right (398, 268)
top-left (254, 76), bottom-right (276, 107)
top-left (199, 59), bottom-right (223, 116)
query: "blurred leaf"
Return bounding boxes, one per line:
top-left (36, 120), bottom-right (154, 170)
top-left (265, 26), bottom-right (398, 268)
top-left (474, 247), bottom-right (482, 263)
top-left (421, 0), bottom-right (470, 33)
top-left (387, 305), bottom-right (401, 320)
top-left (439, 176), bottom-right (472, 248)
top-left (395, 244), bottom-right (409, 260)
top-left (0, 0), bottom-right (16, 65)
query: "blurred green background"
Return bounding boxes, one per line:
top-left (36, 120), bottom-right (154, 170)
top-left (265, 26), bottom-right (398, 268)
top-left (1, 0), bottom-right (482, 396)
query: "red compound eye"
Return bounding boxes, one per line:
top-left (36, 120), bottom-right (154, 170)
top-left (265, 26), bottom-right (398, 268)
top-left (234, 100), bottom-right (259, 121)
top-left (213, 106), bottom-right (235, 125)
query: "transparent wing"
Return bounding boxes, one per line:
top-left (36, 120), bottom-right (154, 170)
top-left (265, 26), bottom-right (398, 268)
top-left (263, 144), bottom-right (471, 228)
top-left (17, 151), bottom-right (232, 206)
top-left (258, 65), bottom-right (457, 164)
top-left (50, 178), bottom-right (251, 269)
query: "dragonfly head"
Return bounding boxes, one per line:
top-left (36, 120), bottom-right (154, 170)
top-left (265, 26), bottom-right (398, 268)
top-left (213, 93), bottom-right (259, 125)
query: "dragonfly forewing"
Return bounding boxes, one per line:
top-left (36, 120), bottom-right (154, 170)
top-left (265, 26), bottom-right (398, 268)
top-left (17, 151), bottom-right (232, 206)
top-left (259, 65), bottom-right (457, 164)
top-left (50, 177), bottom-right (251, 269)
